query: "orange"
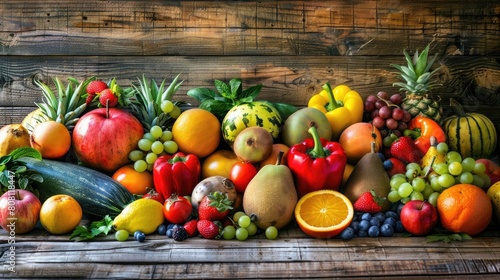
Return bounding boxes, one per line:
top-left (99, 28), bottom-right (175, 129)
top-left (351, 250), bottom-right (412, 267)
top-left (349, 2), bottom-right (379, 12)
top-left (112, 164), bottom-right (154, 195)
top-left (437, 183), bottom-right (492, 236)
top-left (39, 194), bottom-right (83, 235)
top-left (172, 108), bottom-right (221, 158)
top-left (30, 121), bottom-right (71, 159)
top-left (259, 143), bottom-right (289, 168)
top-left (294, 189), bottom-right (354, 239)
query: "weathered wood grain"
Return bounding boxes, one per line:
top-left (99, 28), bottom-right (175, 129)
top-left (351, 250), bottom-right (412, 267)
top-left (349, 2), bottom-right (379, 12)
top-left (2, 226), bottom-right (500, 279)
top-left (1, 1), bottom-right (499, 56)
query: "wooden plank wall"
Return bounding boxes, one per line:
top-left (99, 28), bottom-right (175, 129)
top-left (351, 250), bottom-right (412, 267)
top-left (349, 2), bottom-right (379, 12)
top-left (1, 0), bottom-right (499, 127)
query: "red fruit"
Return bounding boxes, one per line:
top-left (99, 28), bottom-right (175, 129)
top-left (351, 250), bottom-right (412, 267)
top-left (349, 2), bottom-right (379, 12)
top-left (163, 194), bottom-right (193, 224)
top-left (197, 220), bottom-right (221, 239)
top-left (85, 93), bottom-right (96, 105)
top-left (353, 190), bottom-right (386, 214)
top-left (99, 89), bottom-right (118, 107)
top-left (142, 189), bottom-right (165, 205)
top-left (183, 219), bottom-right (199, 237)
top-left (384, 157), bottom-right (406, 177)
top-left (400, 200), bottom-right (438, 236)
top-left (390, 136), bottom-right (423, 164)
top-left (86, 80), bottom-right (108, 95)
top-left (197, 191), bottom-right (233, 221)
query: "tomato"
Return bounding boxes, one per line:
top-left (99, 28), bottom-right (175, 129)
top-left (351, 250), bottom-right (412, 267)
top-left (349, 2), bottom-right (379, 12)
top-left (142, 189), bottom-right (165, 204)
top-left (201, 149), bottom-right (239, 179)
top-left (112, 164), bottom-right (154, 195)
top-left (229, 161), bottom-right (258, 193)
top-left (163, 194), bottom-right (193, 224)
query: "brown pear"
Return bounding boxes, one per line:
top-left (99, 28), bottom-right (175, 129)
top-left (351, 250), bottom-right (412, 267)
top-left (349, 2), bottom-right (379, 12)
top-left (242, 152), bottom-right (297, 230)
top-left (341, 142), bottom-right (391, 211)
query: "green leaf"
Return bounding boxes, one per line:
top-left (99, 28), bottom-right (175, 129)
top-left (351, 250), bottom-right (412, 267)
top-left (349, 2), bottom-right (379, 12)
top-left (415, 44), bottom-right (430, 77)
top-left (215, 80), bottom-right (234, 99)
top-left (199, 99), bottom-right (234, 117)
top-left (228, 78), bottom-right (243, 98)
top-left (187, 87), bottom-right (217, 102)
top-left (240, 84), bottom-right (262, 100)
top-left (69, 215), bottom-right (114, 241)
top-left (269, 102), bottom-right (298, 120)
top-left (10, 147), bottom-right (42, 160)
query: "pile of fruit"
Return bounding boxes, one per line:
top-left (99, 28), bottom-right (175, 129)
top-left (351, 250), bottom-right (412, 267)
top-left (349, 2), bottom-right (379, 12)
top-left (1, 44), bottom-right (500, 243)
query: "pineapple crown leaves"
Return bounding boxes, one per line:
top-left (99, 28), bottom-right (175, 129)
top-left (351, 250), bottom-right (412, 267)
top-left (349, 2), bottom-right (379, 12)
top-left (391, 44), bottom-right (442, 95)
top-left (207, 191), bottom-right (234, 213)
top-left (34, 77), bottom-right (93, 128)
top-left (128, 74), bottom-right (183, 130)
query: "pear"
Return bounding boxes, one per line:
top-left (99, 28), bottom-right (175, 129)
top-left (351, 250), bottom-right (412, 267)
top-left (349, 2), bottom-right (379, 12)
top-left (243, 151), bottom-right (298, 230)
top-left (341, 142), bottom-right (391, 212)
top-left (233, 126), bottom-right (273, 163)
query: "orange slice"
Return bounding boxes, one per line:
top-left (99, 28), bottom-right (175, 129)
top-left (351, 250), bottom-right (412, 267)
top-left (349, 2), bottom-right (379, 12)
top-left (294, 189), bottom-right (354, 239)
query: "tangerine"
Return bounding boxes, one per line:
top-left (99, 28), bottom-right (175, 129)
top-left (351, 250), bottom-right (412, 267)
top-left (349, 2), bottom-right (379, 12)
top-left (294, 189), bottom-right (354, 239)
top-left (30, 121), bottom-right (71, 159)
top-left (259, 143), bottom-right (289, 168)
top-left (112, 164), bottom-right (154, 195)
top-left (437, 183), bottom-right (492, 236)
top-left (172, 108), bottom-right (221, 158)
top-left (39, 194), bottom-right (83, 235)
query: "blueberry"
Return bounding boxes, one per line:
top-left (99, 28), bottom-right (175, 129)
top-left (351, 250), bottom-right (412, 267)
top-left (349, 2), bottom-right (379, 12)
top-left (384, 210), bottom-right (399, 220)
top-left (383, 217), bottom-right (397, 228)
top-left (374, 212), bottom-right (385, 222)
top-left (167, 223), bottom-right (178, 230)
top-left (339, 227), bottom-right (355, 240)
top-left (369, 217), bottom-right (381, 227)
top-left (135, 231), bottom-right (146, 242)
top-left (380, 224), bottom-right (394, 237)
top-left (396, 203), bottom-right (405, 216)
top-left (368, 226), bottom-right (380, 237)
top-left (359, 220), bottom-right (370, 231)
top-left (166, 229), bottom-right (174, 238)
top-left (349, 221), bottom-right (360, 233)
top-left (157, 224), bottom-right (167, 235)
top-left (395, 220), bottom-right (405, 233)
top-left (360, 213), bottom-right (372, 221)
top-left (383, 159), bottom-right (393, 170)
top-left (377, 152), bottom-right (386, 161)
top-left (357, 230), bottom-right (368, 237)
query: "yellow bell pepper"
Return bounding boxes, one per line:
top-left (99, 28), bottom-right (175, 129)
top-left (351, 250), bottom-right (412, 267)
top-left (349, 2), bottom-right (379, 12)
top-left (308, 83), bottom-right (364, 140)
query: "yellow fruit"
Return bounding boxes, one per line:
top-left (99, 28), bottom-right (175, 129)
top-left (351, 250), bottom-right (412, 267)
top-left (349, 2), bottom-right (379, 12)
top-left (172, 108), bottom-right (221, 158)
top-left (112, 198), bottom-right (165, 235)
top-left (40, 194), bottom-right (83, 235)
top-left (0, 124), bottom-right (31, 156)
top-left (294, 189), bottom-right (354, 239)
top-left (487, 181), bottom-right (500, 224)
top-left (30, 121), bottom-right (71, 159)
top-left (22, 108), bottom-right (46, 132)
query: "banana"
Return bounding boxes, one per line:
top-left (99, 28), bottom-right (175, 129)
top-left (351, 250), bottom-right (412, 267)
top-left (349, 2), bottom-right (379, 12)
top-left (420, 136), bottom-right (446, 169)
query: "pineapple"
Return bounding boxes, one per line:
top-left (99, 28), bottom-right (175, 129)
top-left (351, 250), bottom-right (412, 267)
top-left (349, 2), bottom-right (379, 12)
top-left (392, 44), bottom-right (443, 125)
top-left (32, 77), bottom-right (93, 132)
top-left (128, 74), bottom-right (184, 132)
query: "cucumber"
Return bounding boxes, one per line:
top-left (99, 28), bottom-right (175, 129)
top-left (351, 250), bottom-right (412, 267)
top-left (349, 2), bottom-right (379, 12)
top-left (17, 157), bottom-right (135, 218)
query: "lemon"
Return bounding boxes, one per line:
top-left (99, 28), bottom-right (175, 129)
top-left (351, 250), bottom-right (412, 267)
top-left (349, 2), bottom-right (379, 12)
top-left (487, 182), bottom-right (500, 224)
top-left (112, 198), bottom-right (165, 235)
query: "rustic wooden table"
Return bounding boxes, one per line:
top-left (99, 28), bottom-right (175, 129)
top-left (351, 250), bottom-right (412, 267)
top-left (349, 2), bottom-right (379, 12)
top-left (2, 223), bottom-right (500, 279)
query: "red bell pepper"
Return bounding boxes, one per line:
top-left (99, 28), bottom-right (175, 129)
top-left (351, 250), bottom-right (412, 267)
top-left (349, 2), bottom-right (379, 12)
top-left (153, 152), bottom-right (201, 199)
top-left (404, 116), bottom-right (447, 155)
top-left (287, 126), bottom-right (347, 197)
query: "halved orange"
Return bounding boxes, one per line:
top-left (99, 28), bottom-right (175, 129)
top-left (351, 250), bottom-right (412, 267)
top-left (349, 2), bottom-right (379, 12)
top-left (294, 189), bottom-right (354, 239)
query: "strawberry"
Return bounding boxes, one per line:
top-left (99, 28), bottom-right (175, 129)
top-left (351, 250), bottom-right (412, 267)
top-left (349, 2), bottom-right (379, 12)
top-left (390, 136), bottom-right (423, 164)
top-left (353, 190), bottom-right (386, 214)
top-left (197, 191), bottom-right (233, 221)
top-left (86, 80), bottom-right (108, 95)
top-left (99, 88), bottom-right (118, 107)
top-left (183, 219), bottom-right (199, 237)
top-left (85, 93), bottom-right (96, 105)
top-left (383, 157), bottom-right (406, 177)
top-left (197, 220), bottom-right (222, 239)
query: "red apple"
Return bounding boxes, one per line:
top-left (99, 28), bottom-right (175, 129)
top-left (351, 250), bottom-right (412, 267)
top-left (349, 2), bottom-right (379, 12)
top-left (476, 158), bottom-right (500, 186)
top-left (0, 189), bottom-right (42, 234)
top-left (72, 108), bottom-right (144, 173)
top-left (400, 200), bottom-right (438, 236)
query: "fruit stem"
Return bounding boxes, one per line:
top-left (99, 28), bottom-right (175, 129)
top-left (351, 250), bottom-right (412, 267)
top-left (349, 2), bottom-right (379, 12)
top-left (15, 190), bottom-right (21, 200)
top-left (106, 99), bottom-right (110, 118)
top-left (423, 155), bottom-right (436, 178)
top-left (275, 150), bottom-right (284, 165)
top-left (449, 98), bottom-right (467, 117)
top-left (322, 82), bottom-right (339, 111)
top-left (307, 126), bottom-right (326, 158)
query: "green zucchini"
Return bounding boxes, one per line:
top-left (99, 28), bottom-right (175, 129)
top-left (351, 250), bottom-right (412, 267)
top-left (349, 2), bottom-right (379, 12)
top-left (17, 157), bottom-right (135, 219)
